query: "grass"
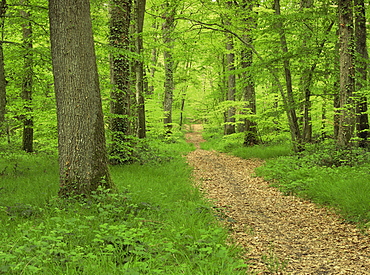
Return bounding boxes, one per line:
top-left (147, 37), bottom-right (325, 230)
top-left (200, 130), bottom-right (293, 159)
top-left (0, 138), bottom-right (247, 274)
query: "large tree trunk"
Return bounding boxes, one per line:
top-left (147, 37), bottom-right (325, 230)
top-left (20, 3), bottom-right (33, 152)
top-left (162, 1), bottom-right (175, 133)
top-left (0, 0), bottom-right (6, 131)
top-left (135, 0), bottom-right (146, 139)
top-left (49, 0), bottom-right (115, 197)
top-left (109, 0), bottom-right (133, 164)
top-left (354, 0), bottom-right (369, 147)
top-left (337, 0), bottom-right (355, 147)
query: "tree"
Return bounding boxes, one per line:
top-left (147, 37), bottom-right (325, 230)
top-left (354, 0), bottom-right (369, 147)
top-left (273, 0), bottom-right (302, 151)
top-left (162, 0), bottom-right (175, 133)
top-left (109, 0), bottom-right (133, 164)
top-left (0, 0), bottom-right (6, 131)
top-left (134, 0), bottom-right (146, 138)
top-left (20, 1), bottom-right (33, 152)
top-left (240, 0), bottom-right (259, 145)
top-left (48, 0), bottom-right (115, 196)
top-left (337, 0), bottom-right (355, 146)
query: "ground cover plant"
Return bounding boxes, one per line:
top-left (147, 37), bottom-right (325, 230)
top-left (0, 138), bottom-right (247, 274)
top-left (201, 129), bottom-right (292, 160)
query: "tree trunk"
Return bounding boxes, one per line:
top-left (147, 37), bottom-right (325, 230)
top-left (0, 0), bottom-right (6, 131)
top-left (240, 0), bottom-right (258, 145)
top-left (274, 0), bottom-right (302, 151)
top-left (49, 0), bottom-right (115, 197)
top-left (135, 0), bottom-right (146, 139)
top-left (354, 0), bottom-right (369, 147)
top-left (162, 1), bottom-right (175, 133)
top-left (148, 19), bottom-right (159, 96)
top-left (20, 3), bottom-right (33, 153)
top-left (337, 0), bottom-right (355, 147)
top-left (109, 0), bottom-right (133, 164)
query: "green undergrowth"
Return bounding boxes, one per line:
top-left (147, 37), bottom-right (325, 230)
top-left (0, 137), bottom-right (247, 274)
top-left (255, 142), bottom-right (370, 228)
top-left (201, 129), bottom-right (293, 159)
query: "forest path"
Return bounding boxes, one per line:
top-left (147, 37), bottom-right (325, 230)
top-left (185, 124), bottom-right (370, 274)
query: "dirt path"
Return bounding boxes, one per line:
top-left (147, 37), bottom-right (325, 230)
top-left (185, 124), bottom-right (370, 274)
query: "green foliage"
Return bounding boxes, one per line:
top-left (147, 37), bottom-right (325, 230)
top-left (256, 142), bottom-right (370, 225)
top-left (0, 141), bottom-right (247, 274)
top-left (201, 127), bottom-right (292, 159)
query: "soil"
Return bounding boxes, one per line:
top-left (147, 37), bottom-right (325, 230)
top-left (185, 124), bottom-right (370, 274)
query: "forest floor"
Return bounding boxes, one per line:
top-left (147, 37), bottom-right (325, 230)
top-left (185, 124), bottom-right (370, 274)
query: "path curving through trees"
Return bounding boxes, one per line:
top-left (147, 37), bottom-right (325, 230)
top-left (185, 124), bottom-right (370, 274)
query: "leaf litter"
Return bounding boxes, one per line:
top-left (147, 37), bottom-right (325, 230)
top-left (185, 124), bottom-right (370, 274)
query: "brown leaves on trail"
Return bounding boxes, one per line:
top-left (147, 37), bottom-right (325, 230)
top-left (185, 125), bottom-right (370, 274)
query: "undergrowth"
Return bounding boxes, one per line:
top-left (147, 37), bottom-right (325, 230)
top-left (201, 129), bottom-right (292, 159)
top-left (0, 137), bottom-right (247, 274)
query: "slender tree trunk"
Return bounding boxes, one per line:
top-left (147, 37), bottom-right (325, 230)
top-left (299, 0), bottom-right (314, 143)
top-left (20, 3), bottom-right (33, 153)
top-left (224, 35), bottom-right (236, 135)
top-left (337, 0), bottom-right (355, 146)
top-left (224, 2), bottom-right (236, 136)
top-left (109, 0), bottom-right (132, 164)
top-left (274, 0), bottom-right (302, 151)
top-left (49, 0), bottom-right (115, 197)
top-left (162, 1), bottom-right (175, 133)
top-left (148, 20), bottom-right (159, 96)
top-left (0, 0), bottom-right (6, 132)
top-left (135, 0), bottom-right (146, 138)
top-left (354, 0), bottom-right (369, 147)
top-left (240, 0), bottom-right (258, 145)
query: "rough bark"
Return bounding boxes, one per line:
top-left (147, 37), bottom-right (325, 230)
top-left (162, 1), bottom-right (175, 133)
top-left (354, 0), bottom-right (369, 147)
top-left (109, 0), bottom-right (133, 163)
top-left (0, 0), bottom-right (6, 131)
top-left (134, 0), bottom-right (146, 138)
top-left (337, 0), bottom-right (355, 147)
top-left (49, 0), bottom-right (115, 196)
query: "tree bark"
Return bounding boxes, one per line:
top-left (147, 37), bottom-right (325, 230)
top-left (162, 1), bottom-right (175, 133)
top-left (0, 0), bottom-right (6, 131)
top-left (109, 0), bottom-right (133, 163)
top-left (337, 0), bottom-right (355, 147)
top-left (20, 2), bottom-right (33, 152)
top-left (49, 0), bottom-right (115, 196)
top-left (135, 0), bottom-right (146, 139)
top-left (354, 0), bottom-right (369, 147)
top-left (274, 0), bottom-right (302, 151)
top-left (240, 0), bottom-right (258, 145)
top-left (224, 32), bottom-right (236, 135)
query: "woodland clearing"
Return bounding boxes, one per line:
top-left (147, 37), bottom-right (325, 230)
top-left (186, 124), bottom-right (370, 274)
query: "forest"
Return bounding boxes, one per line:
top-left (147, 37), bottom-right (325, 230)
top-left (0, 0), bottom-right (369, 273)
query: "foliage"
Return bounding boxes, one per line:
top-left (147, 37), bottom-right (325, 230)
top-left (201, 127), bottom-right (293, 159)
top-left (0, 141), bottom-right (247, 274)
top-left (256, 142), bottom-right (370, 225)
